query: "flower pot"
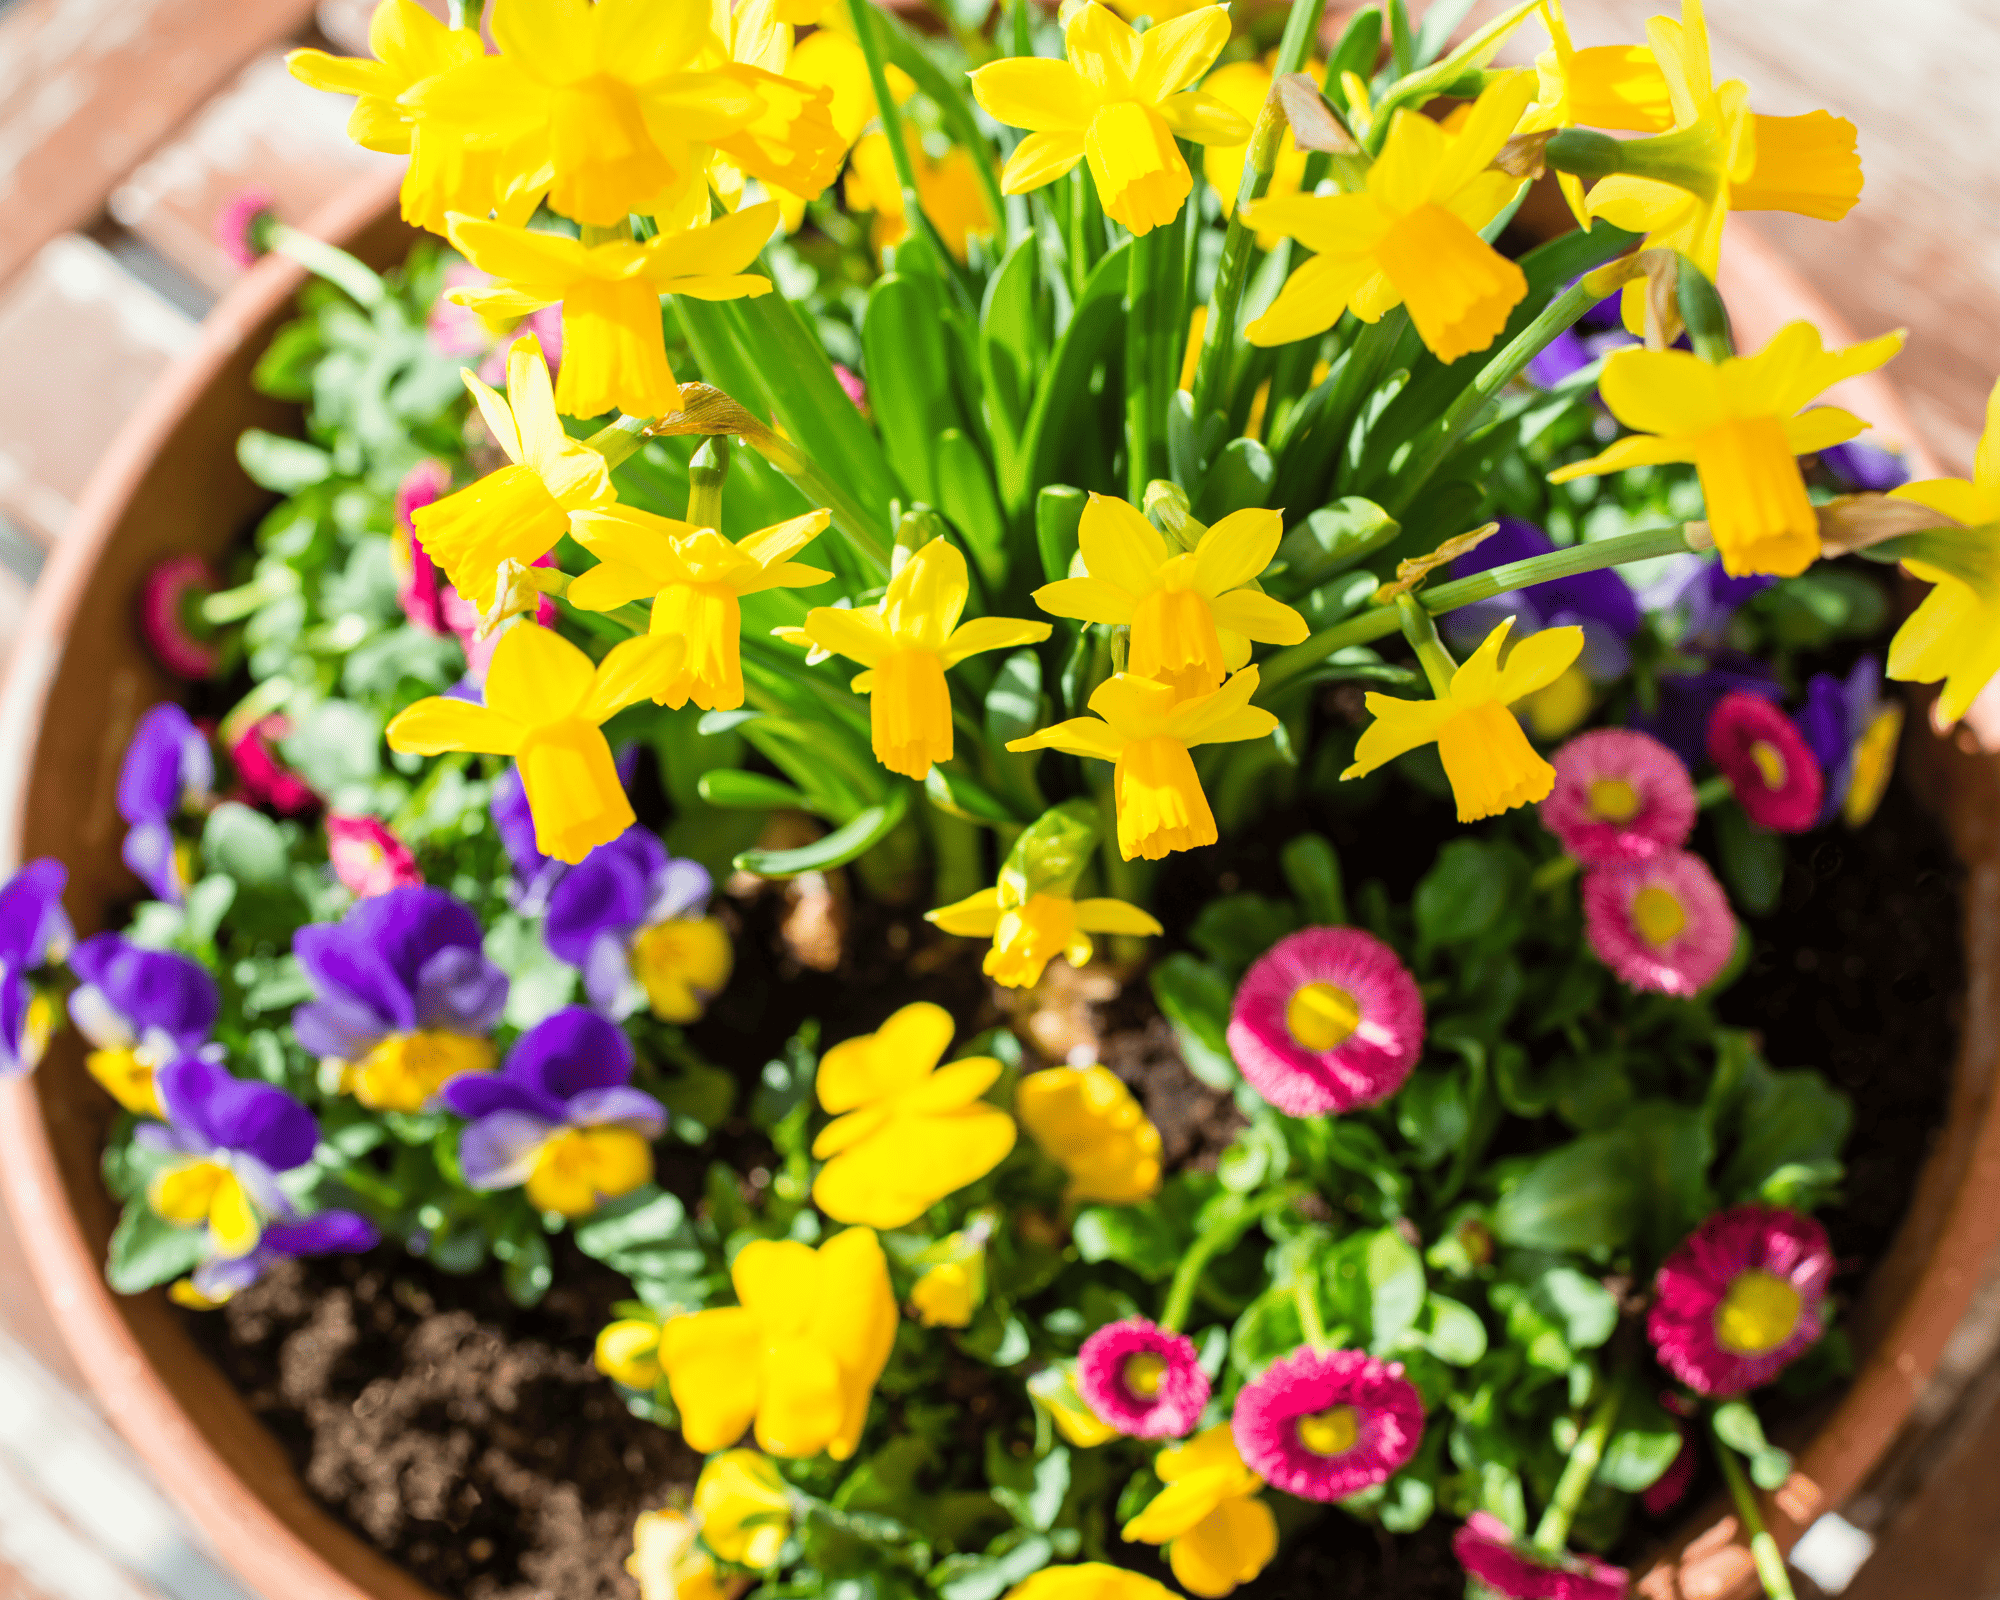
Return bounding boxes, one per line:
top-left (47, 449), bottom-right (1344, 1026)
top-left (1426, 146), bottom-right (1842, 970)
top-left (0, 168), bottom-right (1992, 1600)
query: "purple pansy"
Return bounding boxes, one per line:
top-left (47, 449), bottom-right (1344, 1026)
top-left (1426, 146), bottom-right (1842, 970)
top-left (1648, 557), bottom-right (1774, 650)
top-left (1819, 438), bottom-right (1909, 492)
top-left (118, 704), bottom-right (213, 905)
top-left (1796, 656), bottom-right (1886, 826)
top-left (542, 830), bottom-right (716, 1017)
top-left (1446, 519), bottom-right (1642, 680)
top-left (135, 1052), bottom-right (320, 1247)
top-left (69, 933), bottom-right (217, 1111)
top-left (1629, 658), bottom-right (1786, 771)
top-left (181, 1209), bottom-right (380, 1306)
top-left (0, 860), bottom-right (72, 1078)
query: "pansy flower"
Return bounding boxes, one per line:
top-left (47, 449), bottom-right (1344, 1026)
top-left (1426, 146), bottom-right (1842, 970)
top-left (1451, 1511), bottom-right (1628, 1600)
top-left (170, 1210), bottom-right (381, 1310)
top-left (1226, 927), bottom-right (1425, 1117)
top-left (68, 933), bottom-right (217, 1116)
top-left (0, 860), bottom-right (72, 1078)
top-left (1540, 729), bottom-right (1698, 867)
top-left (1629, 659), bottom-right (1783, 770)
top-left (690, 1449), bottom-right (794, 1571)
top-left (1582, 850), bottom-right (1735, 997)
top-left (1016, 1065), bottom-right (1162, 1205)
top-left (292, 885), bottom-right (508, 1112)
top-left (1707, 691), bottom-right (1823, 832)
top-left (441, 1006), bottom-right (664, 1218)
top-left (1796, 657), bottom-right (1902, 828)
top-left (1648, 1206), bottom-right (1832, 1395)
top-left (1122, 1426), bottom-right (1277, 1599)
top-left (1077, 1318), bottom-right (1209, 1439)
top-left (1230, 1347), bottom-right (1424, 1503)
top-left (118, 703), bottom-right (213, 905)
top-left (543, 830), bottom-right (731, 1023)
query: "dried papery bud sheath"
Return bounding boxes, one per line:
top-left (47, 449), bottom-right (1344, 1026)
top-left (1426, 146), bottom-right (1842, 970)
top-left (1276, 73), bottom-right (1358, 155)
top-left (1490, 128), bottom-right (1553, 181)
top-left (1580, 249), bottom-right (1686, 350)
top-left (1374, 522), bottom-right (1499, 604)
top-left (1814, 492), bottom-right (1966, 557)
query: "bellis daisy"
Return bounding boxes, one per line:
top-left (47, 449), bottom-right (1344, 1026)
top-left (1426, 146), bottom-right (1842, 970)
top-left (1540, 728), bottom-right (1698, 866)
top-left (1647, 1206), bottom-right (1833, 1396)
top-left (1582, 850), bottom-right (1735, 997)
top-left (1076, 1318), bottom-right (1209, 1439)
top-left (1230, 1347), bottom-right (1424, 1503)
top-left (1706, 691), bottom-right (1824, 833)
top-left (1451, 1511), bottom-right (1629, 1600)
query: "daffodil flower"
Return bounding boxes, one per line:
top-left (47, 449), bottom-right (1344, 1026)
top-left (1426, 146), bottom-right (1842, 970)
top-left (1123, 1426), bottom-right (1278, 1599)
top-left (408, 339), bottom-right (616, 610)
top-left (569, 504), bottom-right (831, 710)
top-left (1245, 72), bottom-right (1537, 363)
top-left (1344, 618), bottom-right (1584, 822)
top-left (844, 131), bottom-right (998, 264)
top-left (794, 539), bottom-right (1051, 781)
top-left (1199, 55), bottom-right (1321, 249)
top-left (969, 4), bottom-right (1249, 237)
top-left (810, 1002), bottom-right (1017, 1228)
top-left (1886, 376), bottom-right (2000, 724)
top-left (386, 621), bottom-right (682, 864)
top-left (929, 887), bottom-right (1162, 989)
top-left (445, 207), bottom-right (779, 420)
top-left (1519, 0), bottom-right (1676, 224)
top-left (1007, 670), bottom-right (1277, 860)
top-left (698, 0), bottom-right (850, 224)
top-left (1032, 494), bottom-right (1306, 698)
top-left (1548, 321), bottom-right (1905, 577)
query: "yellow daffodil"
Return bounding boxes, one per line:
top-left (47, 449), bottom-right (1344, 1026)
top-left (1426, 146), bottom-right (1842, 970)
top-left (569, 505), bottom-right (832, 710)
top-left (761, 24), bottom-right (913, 228)
top-left (627, 1509), bottom-right (746, 1600)
top-left (693, 1450), bottom-right (793, 1567)
top-left (697, 0), bottom-right (850, 227)
top-left (1122, 1427), bottom-right (1278, 1599)
top-left (445, 208), bottom-right (779, 420)
top-left (1886, 376), bottom-right (2000, 724)
top-left (1200, 56), bottom-right (1322, 249)
top-left (1101, 0), bottom-right (1210, 20)
top-left (149, 1160), bottom-right (261, 1259)
top-left (811, 1002), bottom-right (1017, 1227)
top-left (1028, 1363), bottom-right (1122, 1447)
top-left (1344, 618), bottom-right (1584, 821)
top-left (408, 339), bottom-right (616, 610)
top-left (1007, 671), bottom-right (1277, 861)
top-left (1032, 495), bottom-right (1306, 698)
top-left (387, 622), bottom-right (681, 863)
top-left (795, 539), bottom-right (1051, 781)
top-left (345, 1030), bottom-right (495, 1112)
top-left (1245, 71), bottom-right (1537, 362)
top-left (844, 132), bottom-right (998, 264)
top-left (657, 1227), bottom-right (896, 1459)
top-left (597, 1317), bottom-right (665, 1389)
top-left (1016, 1065), bottom-right (1162, 1205)
top-left (969, 4), bottom-right (1249, 237)
top-left (1548, 321), bottom-right (1905, 577)
top-left (1006, 1564), bottom-right (1178, 1600)
top-left (928, 886), bottom-right (1162, 988)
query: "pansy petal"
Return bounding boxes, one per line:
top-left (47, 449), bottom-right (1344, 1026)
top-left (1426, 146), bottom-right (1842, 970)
top-left (659, 1306), bottom-right (764, 1452)
top-left (731, 1237), bottom-right (823, 1329)
top-left (460, 1109), bottom-right (556, 1190)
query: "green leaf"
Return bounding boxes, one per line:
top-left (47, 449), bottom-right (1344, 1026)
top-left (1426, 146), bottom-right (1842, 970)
top-left (1280, 833), bottom-right (1346, 925)
top-left (1035, 485), bottom-right (1087, 586)
top-left (1718, 1062), bottom-right (1851, 1204)
top-left (927, 763), bottom-right (1027, 827)
top-left (106, 1201), bottom-right (208, 1295)
top-left (734, 787), bottom-right (912, 878)
top-left (1599, 1389), bottom-right (1685, 1493)
top-left (1415, 837), bottom-right (1526, 947)
top-left (200, 803), bottom-right (289, 888)
top-left (1421, 1295), bottom-right (1488, 1365)
top-left (1195, 437), bottom-right (1275, 522)
top-left (1149, 954), bottom-right (1239, 1090)
top-left (1492, 1133), bottom-right (1642, 1252)
top-left (1396, 1069), bottom-right (1470, 1167)
top-left (280, 700), bottom-right (382, 795)
top-left (237, 429), bottom-right (332, 492)
top-left (1014, 241), bottom-right (1132, 512)
top-left (698, 769), bottom-right (809, 811)
top-left (1189, 894), bottom-right (1300, 975)
top-left (937, 428), bottom-right (1009, 590)
top-left (1324, 1227), bottom-right (1427, 1353)
top-left (1712, 799), bottom-right (1786, 915)
top-left (864, 273), bottom-right (954, 503)
top-left (1619, 1100), bottom-right (1715, 1260)
top-left (1072, 1206), bottom-right (1182, 1281)
top-left (980, 234), bottom-right (1044, 485)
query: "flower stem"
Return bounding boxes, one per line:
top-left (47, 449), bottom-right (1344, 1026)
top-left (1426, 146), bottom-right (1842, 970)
top-left (1695, 774), bottom-right (1733, 809)
top-left (686, 437), bottom-right (728, 528)
top-left (267, 222), bottom-right (384, 309)
top-left (1532, 1366), bottom-right (1629, 1553)
top-left (1125, 227), bottom-right (1160, 503)
top-left (1292, 1269), bottom-right (1331, 1353)
top-left (1714, 1421), bottom-right (1799, 1600)
top-left (1158, 1192), bottom-right (1287, 1333)
top-left (1531, 855), bottom-right (1580, 892)
top-left (1395, 594), bottom-right (1458, 695)
top-left (585, 412), bottom-right (653, 472)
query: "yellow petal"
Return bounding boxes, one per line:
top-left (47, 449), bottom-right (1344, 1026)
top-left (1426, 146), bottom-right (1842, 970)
top-left (556, 279), bottom-right (683, 419)
top-left (739, 508), bottom-right (833, 570)
top-left (445, 216), bottom-right (587, 295)
top-left (1546, 431), bottom-right (1700, 483)
top-left (732, 1238), bottom-right (823, 1332)
top-left (1599, 345), bottom-right (1725, 437)
top-left (1244, 252), bottom-right (1376, 347)
top-left (1436, 700), bottom-right (1556, 821)
top-left (208, 1172), bottom-right (263, 1259)
top-left (970, 57), bottom-right (1096, 132)
top-left (1132, 5), bottom-right (1232, 102)
top-left (928, 888), bottom-right (1005, 937)
top-left (660, 1306), bottom-right (765, 1452)
top-left (1733, 110), bottom-right (1861, 221)
top-left (568, 560), bottom-right (663, 612)
top-left (580, 633), bottom-right (686, 724)
top-left (1207, 588), bottom-right (1308, 644)
top-left (1033, 576), bottom-right (1137, 625)
top-left (647, 201), bottom-right (782, 282)
top-left (883, 538), bottom-right (970, 651)
top-left (1002, 131), bottom-right (1089, 195)
top-left (1156, 90), bottom-right (1252, 146)
top-left (1085, 101), bottom-right (1190, 236)
top-left (941, 616), bottom-right (1053, 667)
top-left (485, 621), bottom-right (596, 725)
top-left (1072, 898), bottom-right (1164, 936)
top-left (818, 1001), bottom-right (955, 1112)
top-left (1079, 493), bottom-right (1170, 595)
top-left (1783, 406), bottom-right (1868, 456)
top-left (1191, 509), bottom-right (1282, 595)
top-left (801, 605), bottom-right (892, 668)
top-left (1495, 624), bottom-right (1586, 702)
top-left (1168, 1498), bottom-right (1279, 1598)
top-left (1344, 693), bottom-right (1457, 778)
top-left (386, 697), bottom-right (524, 756)
top-left (1008, 716), bottom-right (1128, 764)
top-left (806, 1226), bottom-right (897, 1459)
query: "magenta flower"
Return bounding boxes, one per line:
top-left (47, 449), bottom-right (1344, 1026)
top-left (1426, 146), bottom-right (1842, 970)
top-left (428, 263), bottom-right (562, 384)
top-left (213, 186), bottom-right (275, 268)
top-left (395, 457), bottom-right (453, 536)
top-left (1706, 692), bottom-right (1823, 833)
top-left (1642, 1426), bottom-right (1696, 1516)
top-left (139, 556), bottom-right (222, 680)
top-left (1226, 928), bottom-right (1424, 1116)
top-left (326, 814), bottom-right (424, 898)
top-left (1075, 1319), bottom-right (1209, 1438)
top-left (1648, 1206), bottom-right (1832, 1397)
top-left (833, 363), bottom-right (869, 416)
top-left (1230, 1348), bottom-right (1423, 1502)
top-left (1582, 850), bottom-right (1735, 997)
top-left (1451, 1512), bottom-right (1628, 1600)
top-left (230, 716), bottom-right (317, 817)
top-left (1540, 729), bottom-right (1696, 866)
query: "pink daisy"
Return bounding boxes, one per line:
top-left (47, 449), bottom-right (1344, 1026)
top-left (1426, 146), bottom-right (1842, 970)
top-left (214, 186), bottom-right (275, 268)
top-left (326, 814), bottom-right (424, 898)
top-left (1452, 1512), bottom-right (1628, 1600)
top-left (395, 458), bottom-right (453, 538)
top-left (428, 263), bottom-right (496, 357)
top-left (1541, 729), bottom-right (1697, 866)
top-left (230, 716), bottom-right (318, 817)
top-left (1648, 1206), bottom-right (1832, 1397)
top-left (1226, 928), bottom-right (1425, 1116)
top-left (1706, 692), bottom-right (1823, 833)
top-left (1230, 1348), bottom-right (1423, 1502)
top-left (1076, 1319), bottom-right (1208, 1439)
top-left (139, 555), bottom-right (221, 679)
top-left (1582, 851), bottom-right (1735, 997)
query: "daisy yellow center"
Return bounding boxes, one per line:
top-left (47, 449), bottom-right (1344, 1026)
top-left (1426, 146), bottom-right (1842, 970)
top-left (1749, 740), bottom-right (1789, 791)
top-left (1714, 1270), bottom-right (1803, 1355)
top-left (1296, 1405), bottom-right (1359, 1456)
top-left (1587, 777), bottom-right (1642, 822)
top-left (1286, 982), bottom-right (1360, 1052)
top-left (1123, 1353), bottom-right (1167, 1398)
top-left (1631, 885), bottom-right (1687, 947)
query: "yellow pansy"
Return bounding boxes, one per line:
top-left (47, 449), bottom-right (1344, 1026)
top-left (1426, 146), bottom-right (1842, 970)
top-left (627, 1509), bottom-right (747, 1600)
top-left (1016, 1065), bottom-right (1162, 1205)
top-left (1122, 1427), bottom-right (1278, 1599)
top-left (408, 338), bottom-right (616, 610)
top-left (149, 1160), bottom-right (262, 1259)
top-left (811, 1002), bottom-right (1018, 1228)
top-left (570, 505), bottom-right (832, 710)
top-left (1032, 494), bottom-right (1307, 698)
top-left (1199, 56), bottom-right (1322, 249)
top-left (1245, 71), bottom-right (1536, 362)
top-left (911, 1260), bottom-right (979, 1328)
top-left (657, 1227), bottom-right (897, 1460)
top-left (1886, 376), bottom-right (2000, 724)
top-left (843, 132), bottom-right (998, 264)
top-left (343, 1029), bottom-right (494, 1113)
top-left (693, 1450), bottom-right (794, 1567)
top-left (631, 917), bottom-right (736, 1025)
top-left (1005, 1564), bottom-right (1178, 1600)
top-left (444, 208), bottom-right (779, 420)
top-left (928, 886), bottom-right (1162, 989)
top-left (597, 1318), bottom-right (665, 1389)
top-left (387, 622), bottom-right (681, 864)
top-left (528, 1126), bottom-right (656, 1217)
top-left (1007, 671), bottom-right (1277, 861)
top-left (1344, 618), bottom-right (1584, 822)
top-left (794, 539), bottom-right (1051, 781)
top-left (969, 4), bottom-right (1249, 237)
top-left (1548, 321), bottom-right (1905, 578)
top-left (87, 1047), bottom-right (165, 1117)
top-left (1028, 1363), bottom-right (1122, 1448)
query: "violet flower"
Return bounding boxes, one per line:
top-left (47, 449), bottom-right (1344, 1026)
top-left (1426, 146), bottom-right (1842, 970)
top-left (69, 933), bottom-right (217, 1115)
top-left (0, 860), bottom-right (72, 1078)
top-left (118, 704), bottom-right (213, 905)
top-left (172, 1210), bottom-right (380, 1309)
top-left (1819, 438), bottom-right (1909, 492)
top-left (440, 1006), bottom-right (664, 1218)
top-left (491, 766), bottom-right (566, 912)
top-left (543, 830), bottom-right (731, 1023)
top-left (292, 886), bottom-right (507, 1112)
top-left (1797, 657), bottom-right (1896, 827)
top-left (1628, 659), bottom-right (1785, 771)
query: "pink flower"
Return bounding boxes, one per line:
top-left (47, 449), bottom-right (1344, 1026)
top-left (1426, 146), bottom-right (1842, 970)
top-left (214, 186), bottom-right (275, 268)
top-left (395, 458), bottom-right (453, 536)
top-left (1641, 1427), bottom-right (1696, 1516)
top-left (1582, 851), bottom-right (1734, 997)
top-left (1225, 928), bottom-right (1425, 1116)
top-left (1706, 692), bottom-right (1823, 832)
top-left (1451, 1512), bottom-right (1628, 1600)
top-left (1075, 1319), bottom-right (1209, 1439)
top-left (326, 814), bottom-right (423, 898)
top-left (833, 363), bottom-right (869, 416)
top-left (478, 305), bottom-right (562, 385)
top-left (140, 555), bottom-right (222, 679)
top-left (1230, 1348), bottom-right (1422, 1502)
top-left (430, 264), bottom-right (563, 383)
top-left (1647, 1206), bottom-right (1832, 1397)
top-left (1541, 729), bottom-right (1696, 866)
top-left (230, 716), bottom-right (318, 817)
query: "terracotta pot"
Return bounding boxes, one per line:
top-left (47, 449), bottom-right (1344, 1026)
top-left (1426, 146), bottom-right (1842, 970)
top-left (0, 172), bottom-right (1991, 1600)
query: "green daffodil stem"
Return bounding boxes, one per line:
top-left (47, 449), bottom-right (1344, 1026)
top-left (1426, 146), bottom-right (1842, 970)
top-left (585, 412), bottom-right (653, 472)
top-left (846, 0), bottom-right (965, 294)
top-left (265, 221), bottom-right (385, 310)
top-left (1125, 228), bottom-right (1164, 502)
top-left (1714, 1419), bottom-right (1800, 1600)
top-left (1396, 594), bottom-right (1459, 694)
top-left (687, 437), bottom-right (729, 528)
top-left (1532, 1366), bottom-right (1630, 1553)
top-left (1159, 1192), bottom-right (1289, 1333)
top-left (1257, 523), bottom-right (1696, 698)
top-left (1185, 0), bottom-right (1323, 423)
top-left (873, 13), bottom-right (1008, 249)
